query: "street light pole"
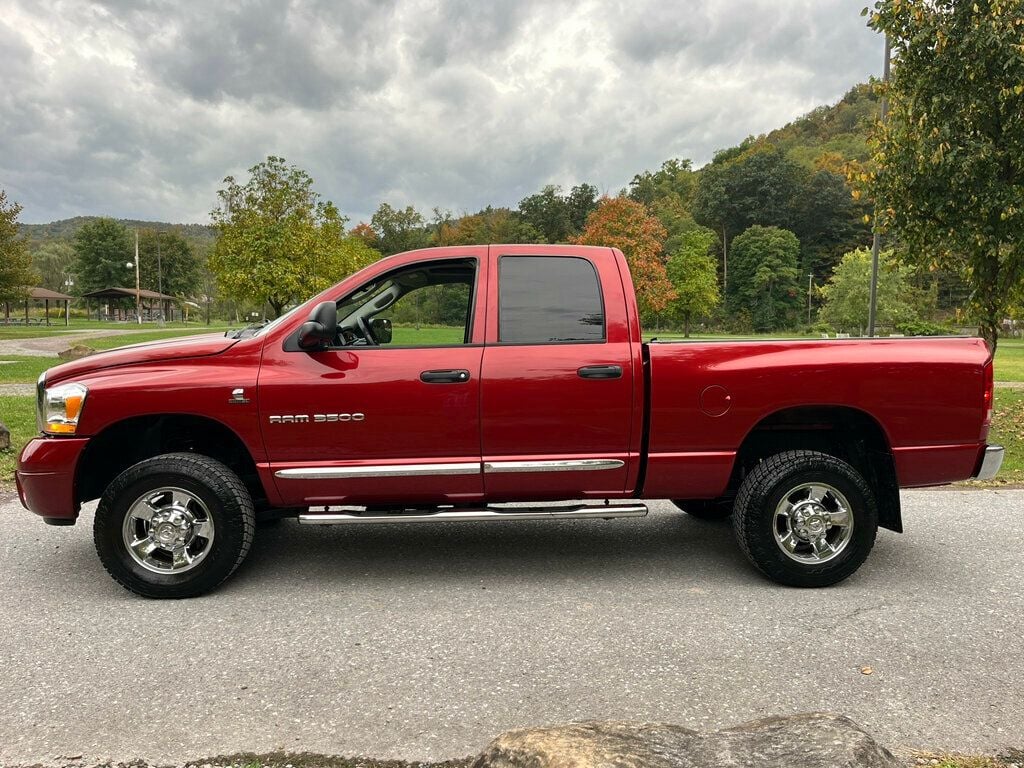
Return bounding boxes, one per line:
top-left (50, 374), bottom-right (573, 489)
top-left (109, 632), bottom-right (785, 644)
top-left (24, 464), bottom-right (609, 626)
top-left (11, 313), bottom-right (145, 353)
top-left (868, 33), bottom-right (891, 337)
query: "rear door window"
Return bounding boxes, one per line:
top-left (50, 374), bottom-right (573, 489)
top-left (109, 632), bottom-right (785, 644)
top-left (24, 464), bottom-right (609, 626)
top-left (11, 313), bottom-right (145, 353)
top-left (498, 256), bottom-right (605, 343)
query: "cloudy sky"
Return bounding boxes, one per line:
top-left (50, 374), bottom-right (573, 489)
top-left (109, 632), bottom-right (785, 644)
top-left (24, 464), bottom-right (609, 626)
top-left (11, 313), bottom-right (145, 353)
top-left (1, 0), bottom-right (883, 226)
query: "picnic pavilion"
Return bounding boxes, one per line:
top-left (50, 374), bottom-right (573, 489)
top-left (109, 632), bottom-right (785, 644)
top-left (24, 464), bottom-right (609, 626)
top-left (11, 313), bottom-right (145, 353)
top-left (2, 287), bottom-right (75, 326)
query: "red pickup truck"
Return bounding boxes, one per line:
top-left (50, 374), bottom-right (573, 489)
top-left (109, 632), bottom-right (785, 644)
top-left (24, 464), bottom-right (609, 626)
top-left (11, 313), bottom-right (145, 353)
top-left (16, 244), bottom-right (1002, 598)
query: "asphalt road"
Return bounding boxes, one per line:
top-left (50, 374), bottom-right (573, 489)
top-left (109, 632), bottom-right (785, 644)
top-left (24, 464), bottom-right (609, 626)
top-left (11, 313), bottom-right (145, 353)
top-left (1, 491), bottom-right (1022, 765)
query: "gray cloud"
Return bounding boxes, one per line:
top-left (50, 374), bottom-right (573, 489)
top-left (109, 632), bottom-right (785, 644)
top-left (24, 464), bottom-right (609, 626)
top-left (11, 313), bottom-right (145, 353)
top-left (0, 0), bottom-right (884, 225)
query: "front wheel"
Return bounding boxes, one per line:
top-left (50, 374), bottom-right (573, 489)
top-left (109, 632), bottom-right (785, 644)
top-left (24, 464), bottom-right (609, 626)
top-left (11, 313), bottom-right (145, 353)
top-left (93, 453), bottom-right (255, 598)
top-left (732, 450), bottom-right (878, 587)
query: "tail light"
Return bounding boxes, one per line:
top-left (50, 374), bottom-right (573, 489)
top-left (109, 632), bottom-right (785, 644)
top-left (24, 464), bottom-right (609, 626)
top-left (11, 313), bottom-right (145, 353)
top-left (982, 358), bottom-right (994, 435)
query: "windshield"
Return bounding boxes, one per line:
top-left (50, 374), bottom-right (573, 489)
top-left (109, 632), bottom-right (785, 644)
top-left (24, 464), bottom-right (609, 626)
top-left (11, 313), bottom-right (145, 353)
top-left (228, 303), bottom-right (306, 339)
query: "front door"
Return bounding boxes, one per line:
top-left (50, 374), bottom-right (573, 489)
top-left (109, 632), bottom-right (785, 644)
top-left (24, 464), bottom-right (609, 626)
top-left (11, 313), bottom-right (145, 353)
top-left (259, 252), bottom-right (488, 507)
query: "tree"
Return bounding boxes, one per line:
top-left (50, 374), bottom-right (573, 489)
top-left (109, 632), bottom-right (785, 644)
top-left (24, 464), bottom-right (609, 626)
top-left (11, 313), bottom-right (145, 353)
top-left (209, 156), bottom-right (378, 318)
top-left (693, 142), bottom-right (804, 242)
top-left (574, 197), bottom-right (675, 317)
top-left (862, 0), bottom-right (1024, 349)
top-left (728, 225), bottom-right (802, 331)
top-left (434, 207), bottom-right (540, 245)
top-left (693, 142), bottom-right (805, 297)
top-left (518, 185), bottom-right (572, 243)
top-left (369, 203), bottom-right (430, 256)
top-left (565, 183), bottom-right (599, 234)
top-left (665, 228), bottom-right (721, 337)
top-left (819, 247), bottom-right (928, 333)
top-left (0, 191), bottom-right (37, 303)
top-left (30, 241), bottom-right (75, 293)
top-left (72, 217), bottom-right (133, 295)
top-left (136, 230), bottom-right (201, 297)
top-left (788, 169), bottom-right (870, 279)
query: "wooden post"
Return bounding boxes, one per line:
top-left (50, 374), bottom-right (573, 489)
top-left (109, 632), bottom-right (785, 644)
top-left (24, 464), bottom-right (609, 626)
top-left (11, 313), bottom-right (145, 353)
top-left (24, 298), bottom-right (29, 325)
top-left (45, 299), bottom-right (50, 326)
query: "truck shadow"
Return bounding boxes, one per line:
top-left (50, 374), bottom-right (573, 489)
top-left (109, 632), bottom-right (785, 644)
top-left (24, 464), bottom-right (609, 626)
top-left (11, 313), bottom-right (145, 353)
top-left (237, 512), bottom-right (770, 589)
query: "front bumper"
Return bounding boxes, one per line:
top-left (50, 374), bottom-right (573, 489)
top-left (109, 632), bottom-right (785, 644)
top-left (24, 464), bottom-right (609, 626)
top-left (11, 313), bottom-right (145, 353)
top-left (974, 445), bottom-right (1004, 481)
top-left (16, 437), bottom-right (89, 523)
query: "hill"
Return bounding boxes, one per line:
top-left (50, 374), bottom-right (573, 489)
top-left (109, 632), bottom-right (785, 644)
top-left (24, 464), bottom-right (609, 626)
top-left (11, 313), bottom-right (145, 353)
top-left (20, 217), bottom-right (218, 254)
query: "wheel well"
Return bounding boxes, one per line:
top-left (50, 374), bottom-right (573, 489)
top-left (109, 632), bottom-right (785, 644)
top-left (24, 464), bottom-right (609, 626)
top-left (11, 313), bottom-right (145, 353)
top-left (732, 406), bottom-right (902, 532)
top-left (76, 415), bottom-right (267, 510)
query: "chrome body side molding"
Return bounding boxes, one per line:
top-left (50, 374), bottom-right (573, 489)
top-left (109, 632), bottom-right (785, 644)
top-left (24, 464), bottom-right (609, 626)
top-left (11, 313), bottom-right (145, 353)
top-left (275, 458), bottom-right (625, 480)
top-left (483, 459), bottom-right (625, 474)
top-left (275, 462), bottom-right (480, 480)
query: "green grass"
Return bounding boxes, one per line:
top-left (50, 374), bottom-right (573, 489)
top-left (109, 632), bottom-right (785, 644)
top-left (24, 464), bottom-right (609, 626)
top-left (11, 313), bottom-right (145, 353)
top-left (390, 325), bottom-right (465, 345)
top-left (0, 356), bottom-right (53, 384)
top-left (993, 338), bottom-right (1024, 382)
top-left (978, 387), bottom-right (1024, 486)
top-left (0, 319), bottom-right (229, 339)
top-left (0, 395), bottom-right (36, 489)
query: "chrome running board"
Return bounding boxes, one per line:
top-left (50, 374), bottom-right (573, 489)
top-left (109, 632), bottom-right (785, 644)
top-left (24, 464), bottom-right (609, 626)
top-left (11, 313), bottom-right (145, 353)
top-left (298, 503), bottom-right (648, 525)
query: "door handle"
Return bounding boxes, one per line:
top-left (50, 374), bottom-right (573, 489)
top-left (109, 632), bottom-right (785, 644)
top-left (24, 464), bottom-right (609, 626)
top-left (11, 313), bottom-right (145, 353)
top-left (420, 369), bottom-right (471, 384)
top-left (578, 364), bottom-right (623, 379)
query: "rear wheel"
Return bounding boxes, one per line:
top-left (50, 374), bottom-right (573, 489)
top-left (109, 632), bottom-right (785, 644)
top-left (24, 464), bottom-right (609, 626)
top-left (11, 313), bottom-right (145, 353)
top-left (93, 452), bottom-right (255, 599)
top-left (732, 450), bottom-right (878, 587)
top-left (671, 499), bottom-right (732, 520)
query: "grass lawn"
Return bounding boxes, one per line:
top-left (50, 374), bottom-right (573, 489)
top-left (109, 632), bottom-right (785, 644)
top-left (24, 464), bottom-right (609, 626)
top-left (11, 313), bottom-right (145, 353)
top-left (0, 357), bottom-right (53, 384)
top-left (978, 388), bottom-right (1024, 485)
top-left (0, 320), bottom-right (229, 339)
top-left (390, 325), bottom-right (465, 345)
top-left (993, 338), bottom-right (1024, 382)
top-left (0, 396), bottom-right (36, 489)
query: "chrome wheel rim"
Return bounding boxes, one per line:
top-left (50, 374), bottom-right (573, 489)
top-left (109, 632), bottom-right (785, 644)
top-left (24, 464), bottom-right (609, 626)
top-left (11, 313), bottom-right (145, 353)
top-left (121, 487), bottom-right (215, 574)
top-left (773, 482), bottom-right (853, 564)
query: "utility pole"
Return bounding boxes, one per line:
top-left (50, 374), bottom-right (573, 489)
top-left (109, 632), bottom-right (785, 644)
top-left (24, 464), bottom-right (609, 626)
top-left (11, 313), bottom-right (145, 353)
top-left (133, 229), bottom-right (141, 324)
top-left (156, 230), bottom-right (165, 325)
top-left (868, 34), bottom-right (891, 337)
top-left (807, 273), bottom-right (813, 325)
top-left (722, 224), bottom-right (728, 295)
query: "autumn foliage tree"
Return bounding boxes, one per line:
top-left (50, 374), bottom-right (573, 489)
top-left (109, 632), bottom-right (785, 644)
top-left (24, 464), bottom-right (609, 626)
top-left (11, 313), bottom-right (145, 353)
top-left (574, 197), bottom-right (675, 318)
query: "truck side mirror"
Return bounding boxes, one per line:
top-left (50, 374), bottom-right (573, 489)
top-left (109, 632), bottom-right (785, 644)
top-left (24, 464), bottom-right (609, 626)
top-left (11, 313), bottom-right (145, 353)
top-left (370, 317), bottom-right (393, 344)
top-left (297, 301), bottom-right (337, 350)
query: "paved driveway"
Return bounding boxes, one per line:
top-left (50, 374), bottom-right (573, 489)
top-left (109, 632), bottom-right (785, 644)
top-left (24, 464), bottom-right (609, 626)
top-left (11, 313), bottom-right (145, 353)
top-left (0, 491), bottom-right (1021, 765)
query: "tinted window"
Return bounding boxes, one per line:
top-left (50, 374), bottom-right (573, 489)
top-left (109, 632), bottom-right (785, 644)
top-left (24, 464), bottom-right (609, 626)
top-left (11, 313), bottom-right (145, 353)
top-left (499, 256), bottom-right (605, 343)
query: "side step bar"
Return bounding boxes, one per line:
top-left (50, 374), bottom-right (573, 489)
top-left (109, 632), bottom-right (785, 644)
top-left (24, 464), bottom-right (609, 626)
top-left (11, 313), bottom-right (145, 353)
top-left (298, 503), bottom-right (648, 525)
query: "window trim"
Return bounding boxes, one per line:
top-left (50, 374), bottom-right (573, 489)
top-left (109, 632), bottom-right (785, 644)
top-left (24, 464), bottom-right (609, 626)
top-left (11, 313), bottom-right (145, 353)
top-left (496, 254), bottom-right (607, 346)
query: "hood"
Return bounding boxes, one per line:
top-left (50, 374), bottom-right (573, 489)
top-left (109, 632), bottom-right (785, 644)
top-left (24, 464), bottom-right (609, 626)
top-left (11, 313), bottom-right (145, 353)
top-left (43, 333), bottom-right (242, 384)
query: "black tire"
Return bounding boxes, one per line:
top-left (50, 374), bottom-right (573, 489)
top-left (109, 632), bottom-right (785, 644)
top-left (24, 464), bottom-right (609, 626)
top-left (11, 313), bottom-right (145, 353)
top-left (671, 499), bottom-right (732, 520)
top-left (93, 452), bottom-right (255, 599)
top-left (732, 450), bottom-right (878, 587)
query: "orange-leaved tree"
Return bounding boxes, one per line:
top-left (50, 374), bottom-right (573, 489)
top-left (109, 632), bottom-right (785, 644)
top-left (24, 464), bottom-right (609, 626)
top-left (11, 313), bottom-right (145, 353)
top-left (574, 196), bottom-right (675, 318)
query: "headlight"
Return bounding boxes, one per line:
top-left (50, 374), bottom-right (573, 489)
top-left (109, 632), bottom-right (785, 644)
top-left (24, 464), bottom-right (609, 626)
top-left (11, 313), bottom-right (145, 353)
top-left (40, 382), bottom-right (89, 435)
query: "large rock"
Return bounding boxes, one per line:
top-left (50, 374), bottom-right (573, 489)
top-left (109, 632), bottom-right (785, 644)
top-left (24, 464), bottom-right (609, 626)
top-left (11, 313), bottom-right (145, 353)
top-left (473, 713), bottom-right (899, 768)
top-left (57, 344), bottom-right (95, 361)
top-left (0, 420), bottom-right (9, 450)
